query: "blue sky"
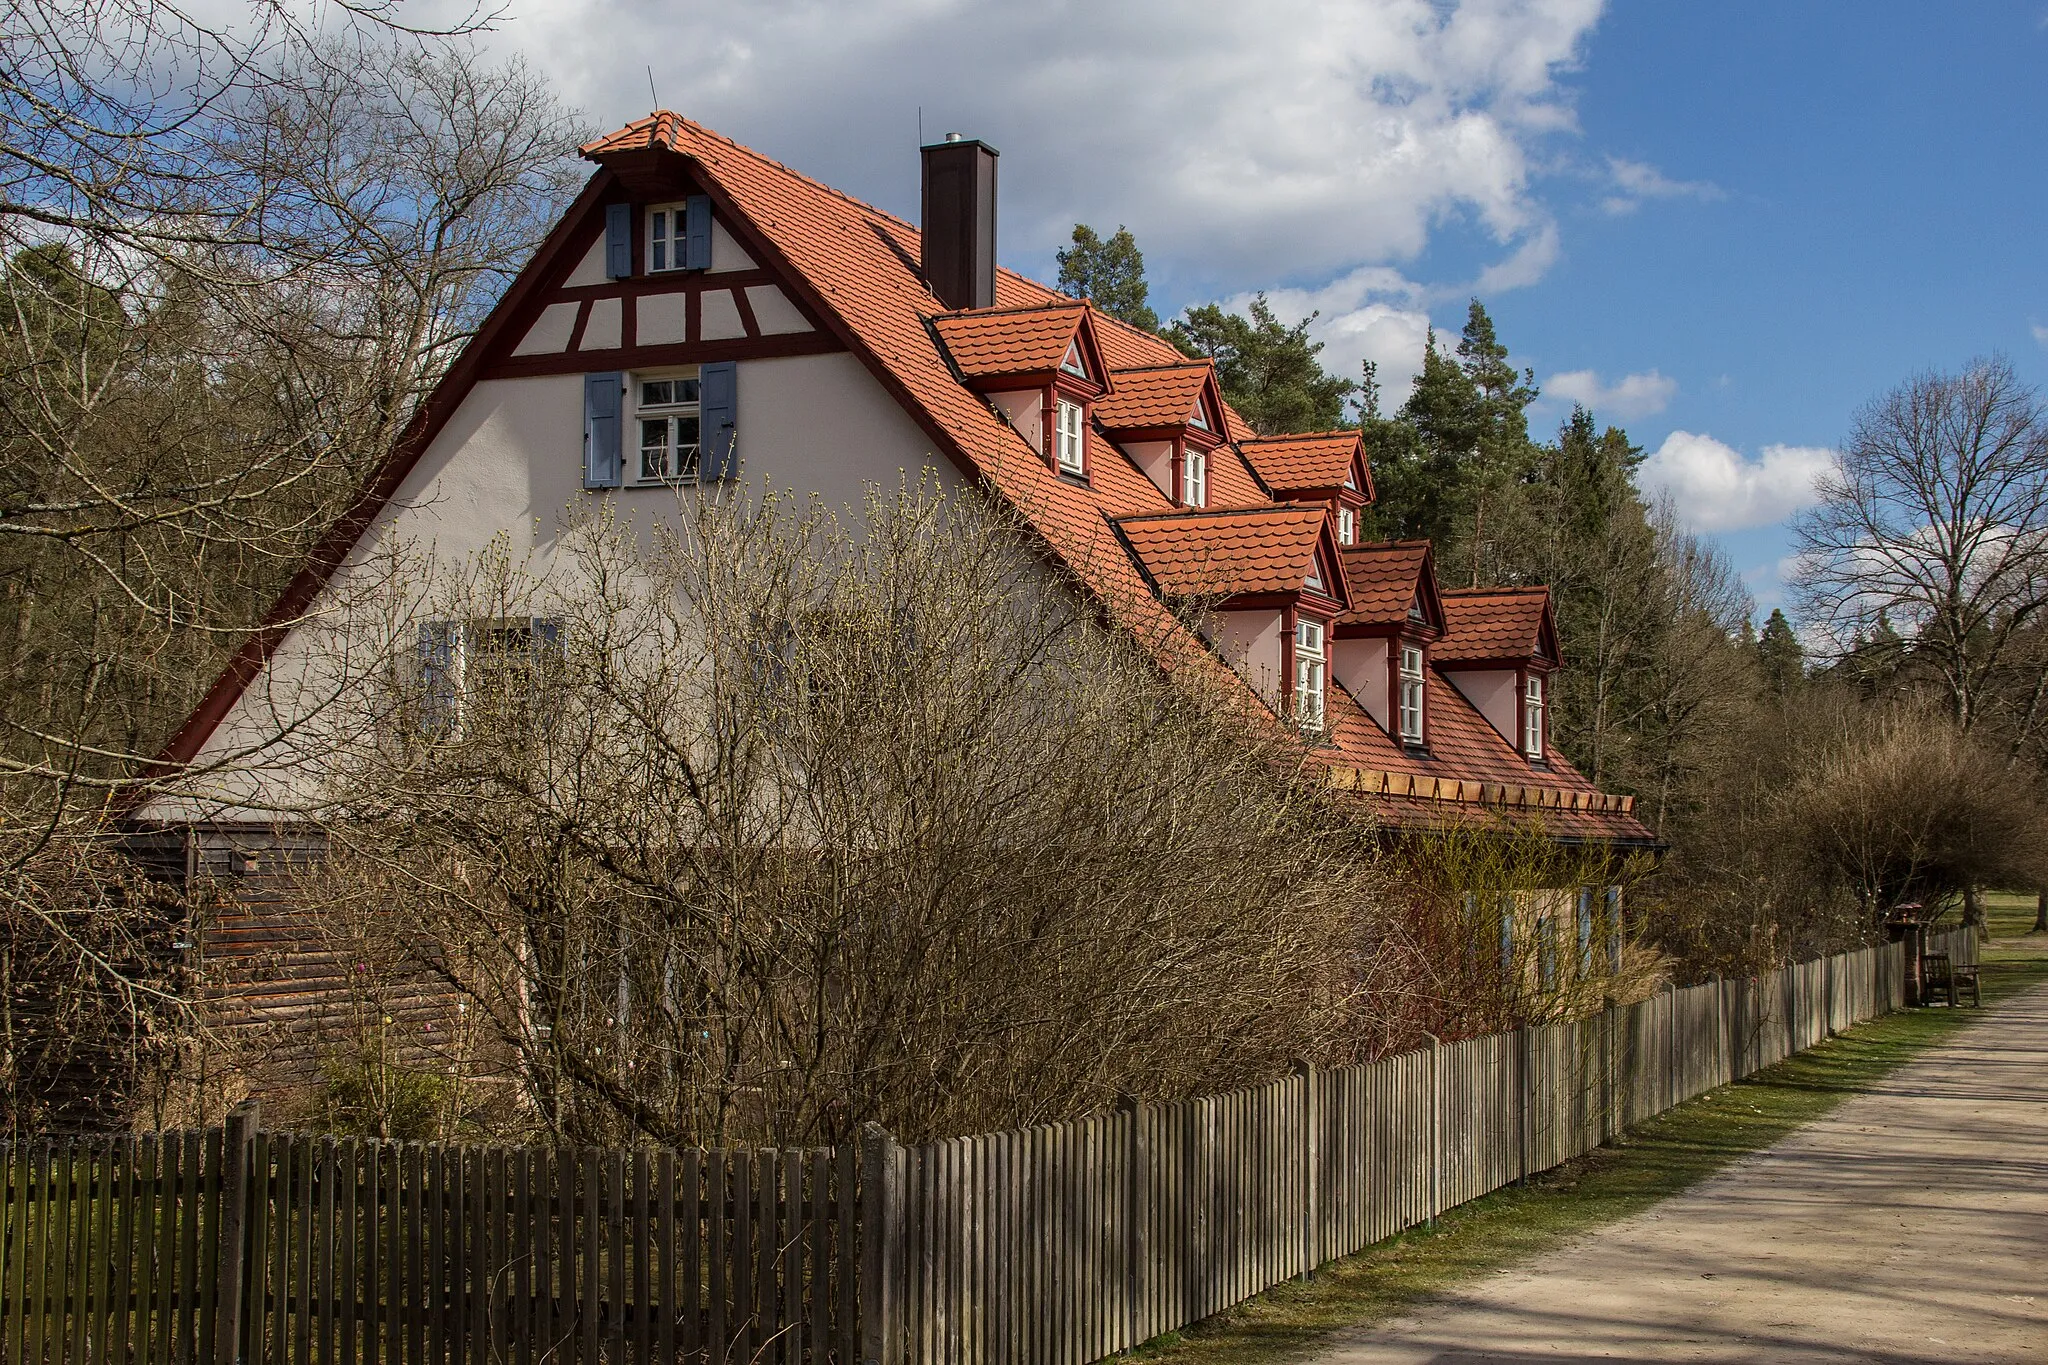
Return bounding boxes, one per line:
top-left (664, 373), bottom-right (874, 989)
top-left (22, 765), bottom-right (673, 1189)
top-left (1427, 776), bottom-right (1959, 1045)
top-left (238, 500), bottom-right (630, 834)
top-left (489, 0), bottom-right (2048, 627)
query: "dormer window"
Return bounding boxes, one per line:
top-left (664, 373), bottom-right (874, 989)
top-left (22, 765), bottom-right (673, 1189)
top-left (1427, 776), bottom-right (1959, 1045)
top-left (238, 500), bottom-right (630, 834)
top-left (1190, 394), bottom-right (1212, 432)
top-left (1182, 447), bottom-right (1208, 508)
top-left (1524, 672), bottom-right (1545, 758)
top-left (1054, 398), bottom-right (1087, 475)
top-left (1060, 340), bottom-right (1090, 380)
top-left (1398, 644), bottom-right (1426, 744)
top-left (1304, 553), bottom-right (1326, 595)
top-left (1338, 507), bottom-right (1356, 545)
top-left (1295, 618), bottom-right (1326, 729)
top-left (1344, 464), bottom-right (1357, 491)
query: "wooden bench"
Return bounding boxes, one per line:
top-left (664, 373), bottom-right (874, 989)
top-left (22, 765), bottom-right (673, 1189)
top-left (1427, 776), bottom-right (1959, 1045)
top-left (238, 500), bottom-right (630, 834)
top-left (1922, 952), bottom-right (1981, 1007)
top-left (1953, 961), bottom-right (1982, 1007)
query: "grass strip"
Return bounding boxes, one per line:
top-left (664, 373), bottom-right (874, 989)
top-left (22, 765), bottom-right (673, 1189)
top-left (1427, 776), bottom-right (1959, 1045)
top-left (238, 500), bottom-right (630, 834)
top-left (1128, 936), bottom-right (2048, 1365)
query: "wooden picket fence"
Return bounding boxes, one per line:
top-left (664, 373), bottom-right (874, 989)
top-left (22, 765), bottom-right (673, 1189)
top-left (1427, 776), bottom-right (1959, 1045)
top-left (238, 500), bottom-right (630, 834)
top-left (0, 1127), bottom-right (857, 1365)
top-left (857, 932), bottom-right (1972, 1365)
top-left (0, 929), bottom-right (1973, 1364)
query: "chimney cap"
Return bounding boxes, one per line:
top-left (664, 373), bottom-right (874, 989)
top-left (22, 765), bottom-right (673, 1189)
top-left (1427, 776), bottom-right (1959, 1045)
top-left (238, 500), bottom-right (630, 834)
top-left (921, 134), bottom-right (999, 154)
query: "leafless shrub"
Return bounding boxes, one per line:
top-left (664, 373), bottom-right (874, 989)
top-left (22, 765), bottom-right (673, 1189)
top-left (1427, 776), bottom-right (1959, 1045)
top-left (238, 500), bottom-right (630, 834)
top-left (300, 482), bottom-right (1409, 1146)
top-left (1780, 703), bottom-right (2048, 914)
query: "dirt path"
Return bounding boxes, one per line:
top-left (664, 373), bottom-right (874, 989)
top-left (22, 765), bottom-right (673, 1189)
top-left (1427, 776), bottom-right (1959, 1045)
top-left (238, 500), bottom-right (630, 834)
top-left (1315, 976), bottom-right (2048, 1364)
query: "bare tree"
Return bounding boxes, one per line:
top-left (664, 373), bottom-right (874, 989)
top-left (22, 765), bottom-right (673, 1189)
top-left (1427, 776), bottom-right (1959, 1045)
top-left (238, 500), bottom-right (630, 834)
top-left (0, 1), bottom-right (580, 1092)
top-left (295, 483), bottom-right (1411, 1146)
top-left (1794, 357), bottom-right (2048, 739)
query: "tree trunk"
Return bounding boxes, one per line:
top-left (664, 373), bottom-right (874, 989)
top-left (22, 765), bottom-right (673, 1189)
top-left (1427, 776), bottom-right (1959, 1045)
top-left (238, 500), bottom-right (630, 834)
top-left (2034, 889), bottom-right (2047, 935)
top-left (1962, 884), bottom-right (1985, 941)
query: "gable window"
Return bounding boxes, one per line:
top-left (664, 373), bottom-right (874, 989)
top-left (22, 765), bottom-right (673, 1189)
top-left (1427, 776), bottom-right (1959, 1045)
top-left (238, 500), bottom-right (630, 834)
top-left (1060, 340), bottom-right (1090, 380)
top-left (1182, 447), bottom-right (1208, 508)
top-left (1344, 463), bottom-right (1358, 491)
top-left (1398, 643), bottom-right (1426, 743)
top-left (1294, 618), bottom-right (1326, 729)
top-left (1189, 394), bottom-right (1212, 432)
top-left (1337, 507), bottom-right (1356, 545)
top-left (635, 372), bottom-right (702, 482)
top-left (648, 204), bottom-right (684, 273)
top-left (1304, 553), bottom-right (1325, 595)
top-left (1054, 398), bottom-right (1086, 475)
top-left (1523, 672), bottom-right (1545, 758)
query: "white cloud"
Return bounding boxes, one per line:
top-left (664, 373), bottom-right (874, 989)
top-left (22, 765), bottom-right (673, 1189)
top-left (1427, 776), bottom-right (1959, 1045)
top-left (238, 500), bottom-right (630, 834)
top-left (1598, 156), bottom-right (1721, 215)
top-left (1544, 367), bottom-right (1676, 419)
top-left (2032, 323), bottom-right (2048, 346)
top-left (487, 0), bottom-right (1604, 291)
top-left (1638, 432), bottom-right (1834, 533)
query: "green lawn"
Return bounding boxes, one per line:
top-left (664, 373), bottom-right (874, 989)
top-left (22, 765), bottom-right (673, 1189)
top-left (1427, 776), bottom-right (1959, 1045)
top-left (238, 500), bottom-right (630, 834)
top-left (1127, 927), bottom-right (2048, 1365)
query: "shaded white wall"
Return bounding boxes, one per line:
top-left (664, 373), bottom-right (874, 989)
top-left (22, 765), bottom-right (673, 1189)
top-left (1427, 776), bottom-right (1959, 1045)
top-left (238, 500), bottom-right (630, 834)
top-left (1446, 668), bottom-right (1517, 746)
top-left (1333, 637), bottom-right (1388, 733)
top-left (1212, 609), bottom-right (1284, 705)
top-left (146, 351), bottom-right (958, 821)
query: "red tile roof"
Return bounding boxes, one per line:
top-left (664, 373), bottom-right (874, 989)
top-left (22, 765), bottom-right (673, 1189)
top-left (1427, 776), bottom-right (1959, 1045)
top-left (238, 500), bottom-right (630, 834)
top-left (1095, 364), bottom-right (1212, 431)
top-left (1437, 589), bottom-right (1554, 664)
top-left (1339, 541), bottom-right (1433, 626)
top-left (1239, 432), bottom-right (1365, 494)
top-left (1117, 507), bottom-right (1329, 598)
top-left (932, 304), bottom-right (1089, 382)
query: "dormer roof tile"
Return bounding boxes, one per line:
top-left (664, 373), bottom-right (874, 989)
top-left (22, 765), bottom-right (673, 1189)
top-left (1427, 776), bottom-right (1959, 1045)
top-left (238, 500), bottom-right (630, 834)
top-left (1436, 588), bottom-right (1557, 665)
top-left (1117, 506), bottom-right (1332, 600)
top-left (1239, 432), bottom-right (1370, 497)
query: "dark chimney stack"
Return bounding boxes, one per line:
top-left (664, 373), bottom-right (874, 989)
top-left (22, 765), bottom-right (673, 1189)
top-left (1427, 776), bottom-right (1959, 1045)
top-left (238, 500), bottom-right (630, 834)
top-left (920, 133), bottom-right (998, 311)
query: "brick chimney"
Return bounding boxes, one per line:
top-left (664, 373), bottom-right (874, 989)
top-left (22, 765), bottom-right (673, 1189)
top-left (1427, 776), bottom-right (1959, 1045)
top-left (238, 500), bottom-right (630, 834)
top-left (920, 134), bottom-right (998, 311)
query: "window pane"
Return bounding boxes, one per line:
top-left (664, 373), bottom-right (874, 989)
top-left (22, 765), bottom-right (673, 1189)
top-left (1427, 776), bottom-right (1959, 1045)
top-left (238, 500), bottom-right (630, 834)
top-left (678, 376), bottom-right (701, 404)
top-left (640, 419), bottom-right (669, 479)
top-left (642, 380), bottom-right (673, 406)
top-left (677, 413), bottom-right (700, 446)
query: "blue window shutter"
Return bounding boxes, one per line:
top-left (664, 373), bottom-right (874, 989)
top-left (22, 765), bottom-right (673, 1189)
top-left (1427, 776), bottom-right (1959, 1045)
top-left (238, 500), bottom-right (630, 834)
top-left (584, 371), bottom-right (623, 488)
top-left (700, 361), bottom-right (738, 480)
top-left (684, 195), bottom-right (712, 270)
top-left (419, 622), bottom-right (459, 735)
top-left (605, 203), bottom-right (633, 278)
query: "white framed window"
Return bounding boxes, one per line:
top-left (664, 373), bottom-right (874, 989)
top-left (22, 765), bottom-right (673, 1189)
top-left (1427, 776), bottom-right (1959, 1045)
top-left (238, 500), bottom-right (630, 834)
top-left (1398, 643), bottom-right (1425, 743)
top-left (1054, 398), bottom-right (1086, 475)
top-left (1060, 339), bottom-right (1090, 380)
top-left (417, 617), bottom-right (563, 736)
top-left (1337, 507), bottom-right (1356, 545)
top-left (647, 203), bottom-right (688, 273)
top-left (1189, 394), bottom-right (1212, 432)
top-left (1523, 671), bottom-right (1545, 758)
top-left (1182, 447), bottom-right (1208, 508)
top-left (633, 371), bottom-right (702, 483)
top-left (1294, 618), bottom-right (1326, 729)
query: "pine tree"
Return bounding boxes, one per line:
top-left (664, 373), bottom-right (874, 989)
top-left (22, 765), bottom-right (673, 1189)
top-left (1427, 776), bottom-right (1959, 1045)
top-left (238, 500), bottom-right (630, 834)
top-left (1755, 609), bottom-right (1804, 695)
top-left (1168, 294), bottom-right (1354, 435)
top-left (1055, 224), bottom-right (1159, 331)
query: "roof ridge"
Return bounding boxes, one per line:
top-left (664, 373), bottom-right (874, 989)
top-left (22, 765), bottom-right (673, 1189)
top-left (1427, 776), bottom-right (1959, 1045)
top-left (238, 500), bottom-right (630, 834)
top-left (1443, 585), bottom-right (1549, 597)
top-left (933, 301), bottom-right (1089, 321)
top-left (1106, 361), bottom-right (1211, 376)
top-left (1341, 539), bottom-right (1431, 553)
top-left (1241, 430), bottom-right (1360, 444)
